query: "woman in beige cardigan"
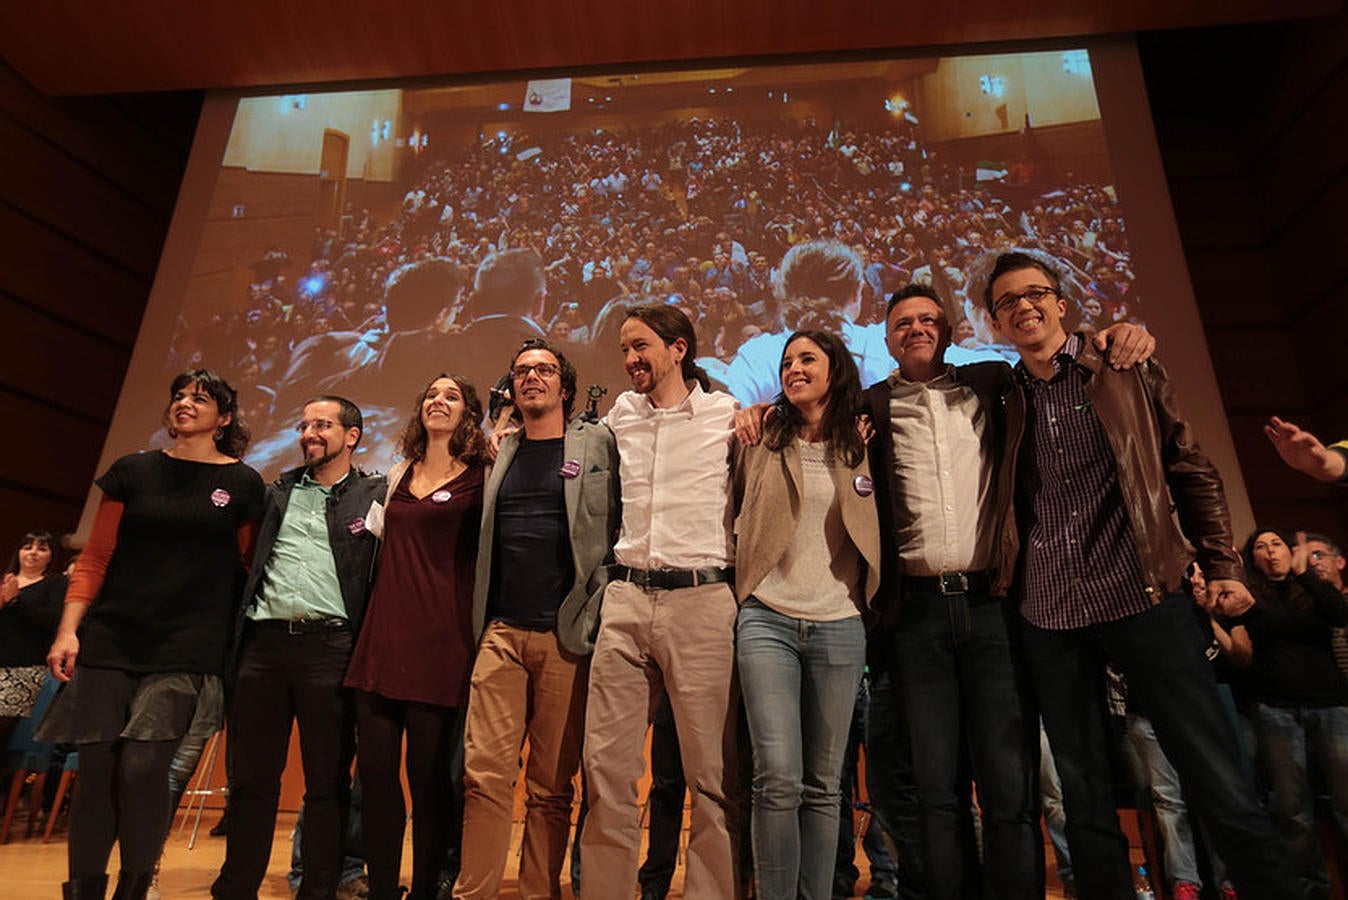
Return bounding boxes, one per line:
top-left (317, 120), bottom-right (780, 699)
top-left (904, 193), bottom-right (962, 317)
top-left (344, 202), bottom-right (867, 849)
top-left (733, 329), bottom-right (881, 900)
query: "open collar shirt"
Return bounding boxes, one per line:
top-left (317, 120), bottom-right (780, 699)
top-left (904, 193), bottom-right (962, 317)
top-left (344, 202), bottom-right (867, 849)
top-left (609, 382), bottom-right (737, 570)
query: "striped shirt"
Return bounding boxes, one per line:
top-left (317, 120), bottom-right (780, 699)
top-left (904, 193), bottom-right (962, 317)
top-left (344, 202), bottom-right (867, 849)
top-left (1015, 334), bottom-right (1150, 630)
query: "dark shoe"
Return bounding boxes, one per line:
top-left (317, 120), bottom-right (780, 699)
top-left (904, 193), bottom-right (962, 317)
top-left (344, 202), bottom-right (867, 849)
top-left (63, 875), bottom-right (110, 900)
top-left (208, 813), bottom-right (229, 836)
top-left (640, 885), bottom-right (669, 900)
top-left (111, 871), bottom-right (155, 900)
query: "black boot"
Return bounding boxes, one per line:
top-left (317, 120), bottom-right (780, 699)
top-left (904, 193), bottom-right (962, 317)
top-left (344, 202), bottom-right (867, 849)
top-left (110, 871), bottom-right (153, 900)
top-left (61, 874), bottom-right (109, 900)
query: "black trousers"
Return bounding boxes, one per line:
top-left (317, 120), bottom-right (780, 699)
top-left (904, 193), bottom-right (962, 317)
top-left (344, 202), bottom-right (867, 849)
top-left (212, 623), bottom-right (356, 900)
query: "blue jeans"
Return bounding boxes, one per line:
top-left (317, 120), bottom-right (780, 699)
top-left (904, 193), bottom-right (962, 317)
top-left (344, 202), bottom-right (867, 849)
top-left (893, 586), bottom-right (1041, 900)
top-left (737, 600), bottom-right (865, 900)
top-left (1039, 722), bottom-right (1072, 886)
top-left (1252, 702), bottom-right (1348, 894)
top-left (1125, 713), bottom-right (1201, 886)
top-left (1022, 595), bottom-right (1298, 900)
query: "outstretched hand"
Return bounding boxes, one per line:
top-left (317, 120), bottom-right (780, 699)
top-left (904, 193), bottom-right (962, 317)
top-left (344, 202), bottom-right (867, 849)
top-left (1264, 416), bottom-right (1346, 482)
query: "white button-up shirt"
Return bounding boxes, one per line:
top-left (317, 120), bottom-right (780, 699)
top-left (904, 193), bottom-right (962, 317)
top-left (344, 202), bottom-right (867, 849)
top-left (888, 366), bottom-right (995, 576)
top-left (609, 383), bottom-right (737, 570)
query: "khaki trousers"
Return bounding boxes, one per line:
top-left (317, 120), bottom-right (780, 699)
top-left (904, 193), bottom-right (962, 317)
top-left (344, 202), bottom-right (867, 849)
top-left (580, 580), bottom-right (741, 899)
top-left (454, 622), bottom-right (588, 899)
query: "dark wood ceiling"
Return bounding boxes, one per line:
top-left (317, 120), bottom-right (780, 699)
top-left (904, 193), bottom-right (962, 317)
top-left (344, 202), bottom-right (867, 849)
top-left (0, 0), bottom-right (1339, 96)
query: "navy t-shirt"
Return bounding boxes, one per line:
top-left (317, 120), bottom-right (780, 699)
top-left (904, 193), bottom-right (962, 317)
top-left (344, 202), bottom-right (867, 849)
top-left (81, 451), bottom-right (264, 674)
top-left (488, 438), bottom-right (574, 630)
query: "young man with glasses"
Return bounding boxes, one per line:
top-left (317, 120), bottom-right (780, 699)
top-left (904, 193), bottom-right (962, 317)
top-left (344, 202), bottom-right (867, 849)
top-left (454, 339), bottom-right (620, 898)
top-left (985, 251), bottom-right (1299, 899)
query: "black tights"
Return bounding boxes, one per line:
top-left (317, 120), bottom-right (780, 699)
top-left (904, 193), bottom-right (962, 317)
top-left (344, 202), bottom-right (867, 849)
top-left (354, 691), bottom-right (461, 900)
top-left (68, 739), bottom-right (179, 878)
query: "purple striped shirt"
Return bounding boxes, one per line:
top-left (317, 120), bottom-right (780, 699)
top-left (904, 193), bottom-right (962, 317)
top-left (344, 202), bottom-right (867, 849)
top-left (1016, 334), bottom-right (1151, 630)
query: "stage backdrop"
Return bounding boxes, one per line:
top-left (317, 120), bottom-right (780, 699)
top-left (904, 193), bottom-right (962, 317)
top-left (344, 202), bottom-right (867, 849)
top-left (80, 36), bottom-right (1253, 537)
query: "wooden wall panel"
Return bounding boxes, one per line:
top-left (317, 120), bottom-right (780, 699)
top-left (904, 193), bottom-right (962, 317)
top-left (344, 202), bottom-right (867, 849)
top-left (0, 60), bottom-right (197, 551)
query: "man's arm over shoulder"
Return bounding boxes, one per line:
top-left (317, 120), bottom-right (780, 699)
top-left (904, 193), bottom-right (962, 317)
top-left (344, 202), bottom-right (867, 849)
top-left (1143, 357), bottom-right (1240, 580)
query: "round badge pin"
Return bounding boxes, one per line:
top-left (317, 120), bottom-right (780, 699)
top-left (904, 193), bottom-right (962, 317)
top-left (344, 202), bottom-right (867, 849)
top-left (210, 488), bottom-right (231, 508)
top-left (853, 475), bottom-right (874, 497)
top-left (348, 517), bottom-right (366, 535)
top-left (431, 489), bottom-right (453, 503)
top-left (559, 459), bottom-right (582, 479)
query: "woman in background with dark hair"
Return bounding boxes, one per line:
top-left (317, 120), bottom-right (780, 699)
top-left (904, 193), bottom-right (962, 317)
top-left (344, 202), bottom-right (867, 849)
top-left (1235, 528), bottom-right (1348, 895)
top-left (731, 330), bottom-right (880, 899)
top-left (40, 369), bottom-right (264, 900)
top-left (344, 373), bottom-right (488, 900)
top-left (0, 530), bottom-right (66, 749)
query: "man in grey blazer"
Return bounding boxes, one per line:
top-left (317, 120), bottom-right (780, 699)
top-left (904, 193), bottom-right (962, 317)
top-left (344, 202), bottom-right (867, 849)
top-left (454, 338), bottom-right (621, 899)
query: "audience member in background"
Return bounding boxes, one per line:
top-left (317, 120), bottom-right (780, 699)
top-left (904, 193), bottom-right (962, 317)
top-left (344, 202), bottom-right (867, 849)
top-left (1304, 533), bottom-right (1348, 674)
top-left (732, 329), bottom-right (879, 899)
top-left (1265, 417), bottom-right (1348, 484)
top-left (454, 340), bottom-right (619, 899)
top-left (345, 374), bottom-right (488, 900)
top-left (43, 370), bottom-right (263, 900)
top-left (1233, 529), bottom-right (1348, 897)
top-left (0, 531), bottom-right (65, 750)
top-left (212, 395), bottom-right (381, 900)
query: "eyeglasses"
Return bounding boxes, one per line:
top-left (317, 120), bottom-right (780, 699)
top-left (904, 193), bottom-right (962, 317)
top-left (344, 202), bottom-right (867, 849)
top-left (1310, 550), bottom-right (1339, 562)
top-left (511, 362), bottom-right (560, 380)
top-left (993, 285), bottom-right (1058, 314)
top-left (295, 418), bottom-right (337, 434)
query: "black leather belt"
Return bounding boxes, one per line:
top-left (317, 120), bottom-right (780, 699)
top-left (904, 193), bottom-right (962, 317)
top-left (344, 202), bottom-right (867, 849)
top-left (901, 570), bottom-right (994, 596)
top-left (251, 616), bottom-right (350, 635)
top-left (611, 565), bottom-right (735, 590)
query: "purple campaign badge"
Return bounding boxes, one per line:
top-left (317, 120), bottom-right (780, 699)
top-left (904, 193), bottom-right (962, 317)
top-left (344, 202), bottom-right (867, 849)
top-left (431, 489), bottom-right (453, 504)
top-left (853, 475), bottom-right (874, 498)
top-left (348, 517), bottom-right (367, 535)
top-left (559, 459), bottom-right (582, 479)
top-left (210, 488), bottom-right (231, 508)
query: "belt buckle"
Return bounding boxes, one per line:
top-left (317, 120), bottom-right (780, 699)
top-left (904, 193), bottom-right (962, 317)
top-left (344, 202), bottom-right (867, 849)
top-left (627, 567), bottom-right (651, 589)
top-left (938, 572), bottom-right (968, 595)
top-left (287, 619), bottom-right (305, 635)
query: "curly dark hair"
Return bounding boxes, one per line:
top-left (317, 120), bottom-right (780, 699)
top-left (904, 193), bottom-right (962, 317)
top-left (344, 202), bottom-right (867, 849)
top-left (763, 330), bottom-right (866, 468)
top-left (397, 373), bottom-right (489, 466)
top-left (164, 369), bottom-right (250, 458)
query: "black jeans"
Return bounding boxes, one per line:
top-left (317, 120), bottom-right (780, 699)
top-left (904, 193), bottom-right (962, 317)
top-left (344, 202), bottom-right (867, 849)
top-left (893, 586), bottom-right (1042, 900)
top-left (1022, 594), bottom-right (1299, 900)
top-left (212, 623), bottom-right (356, 900)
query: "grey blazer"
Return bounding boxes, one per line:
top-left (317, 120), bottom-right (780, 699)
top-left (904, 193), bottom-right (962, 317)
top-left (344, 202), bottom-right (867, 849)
top-left (472, 418), bottom-right (621, 655)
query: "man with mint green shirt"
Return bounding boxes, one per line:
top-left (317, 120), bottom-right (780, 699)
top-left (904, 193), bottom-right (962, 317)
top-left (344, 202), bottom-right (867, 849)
top-left (213, 396), bottom-right (386, 900)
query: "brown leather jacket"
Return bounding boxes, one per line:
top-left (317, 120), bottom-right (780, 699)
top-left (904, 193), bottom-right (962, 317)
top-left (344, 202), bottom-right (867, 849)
top-left (1016, 337), bottom-right (1245, 597)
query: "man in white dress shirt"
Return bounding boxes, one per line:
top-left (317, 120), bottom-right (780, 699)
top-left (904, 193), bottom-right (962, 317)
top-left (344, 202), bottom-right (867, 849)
top-left (580, 304), bottom-right (743, 899)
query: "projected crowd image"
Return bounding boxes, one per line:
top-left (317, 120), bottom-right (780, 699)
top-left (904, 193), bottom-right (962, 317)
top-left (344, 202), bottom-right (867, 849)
top-left (163, 51), bottom-right (1142, 478)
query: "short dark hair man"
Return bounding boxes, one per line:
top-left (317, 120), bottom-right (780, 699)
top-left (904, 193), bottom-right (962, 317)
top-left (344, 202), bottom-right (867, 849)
top-left (454, 339), bottom-right (620, 898)
top-left (985, 251), bottom-right (1298, 898)
top-left (212, 396), bottom-right (385, 900)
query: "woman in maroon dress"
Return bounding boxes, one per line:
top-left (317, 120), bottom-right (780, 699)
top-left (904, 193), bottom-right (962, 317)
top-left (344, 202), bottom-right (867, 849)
top-left (345, 373), bottom-right (488, 900)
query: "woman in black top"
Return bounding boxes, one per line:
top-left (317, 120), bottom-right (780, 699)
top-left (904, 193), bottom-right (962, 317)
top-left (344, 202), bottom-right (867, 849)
top-left (1233, 528), bottom-right (1348, 893)
top-left (0, 530), bottom-right (66, 749)
top-left (40, 370), bottom-right (264, 900)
